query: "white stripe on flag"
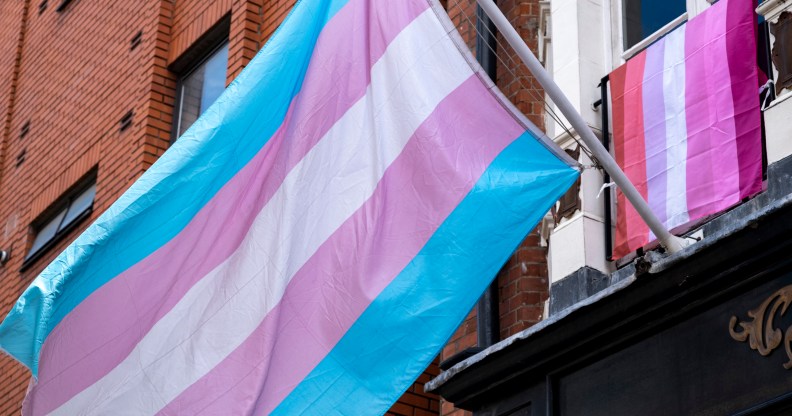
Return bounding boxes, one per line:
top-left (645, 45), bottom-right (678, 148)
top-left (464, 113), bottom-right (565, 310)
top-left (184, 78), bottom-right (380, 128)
top-left (51, 9), bottom-right (474, 415)
top-left (662, 25), bottom-right (689, 230)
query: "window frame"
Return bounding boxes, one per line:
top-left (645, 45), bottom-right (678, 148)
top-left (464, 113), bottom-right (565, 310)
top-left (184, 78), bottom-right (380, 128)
top-left (621, 11), bottom-right (688, 60)
top-left (618, 1), bottom-right (741, 61)
top-left (170, 15), bottom-right (231, 143)
top-left (621, 0), bottom-right (689, 54)
top-left (172, 41), bottom-right (229, 140)
top-left (22, 172), bottom-right (97, 270)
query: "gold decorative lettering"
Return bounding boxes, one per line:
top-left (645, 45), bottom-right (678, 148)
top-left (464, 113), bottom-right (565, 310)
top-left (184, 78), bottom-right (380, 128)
top-left (729, 285), bottom-right (792, 369)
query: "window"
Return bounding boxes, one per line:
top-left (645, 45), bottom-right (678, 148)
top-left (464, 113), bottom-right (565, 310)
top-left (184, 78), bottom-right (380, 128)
top-left (24, 179), bottom-right (96, 265)
top-left (623, 0), bottom-right (686, 50)
top-left (174, 42), bottom-right (229, 138)
top-left (55, 0), bottom-right (74, 12)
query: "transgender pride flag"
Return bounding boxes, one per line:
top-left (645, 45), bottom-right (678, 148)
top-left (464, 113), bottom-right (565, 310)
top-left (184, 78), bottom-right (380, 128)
top-left (610, 0), bottom-right (762, 258)
top-left (0, 0), bottom-right (578, 414)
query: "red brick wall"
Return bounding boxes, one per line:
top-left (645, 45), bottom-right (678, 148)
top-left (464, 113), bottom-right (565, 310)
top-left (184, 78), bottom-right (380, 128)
top-left (499, 231), bottom-right (549, 338)
top-left (0, 0), bottom-right (27, 193)
top-left (0, 4), bottom-right (29, 413)
top-left (260, 0), bottom-right (297, 46)
top-left (387, 359), bottom-right (442, 416)
top-left (496, 0), bottom-right (545, 130)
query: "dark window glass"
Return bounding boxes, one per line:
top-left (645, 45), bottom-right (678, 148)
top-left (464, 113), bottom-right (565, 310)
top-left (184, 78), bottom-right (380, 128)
top-left (175, 42), bottom-right (229, 138)
top-left (25, 181), bottom-right (96, 262)
top-left (60, 183), bottom-right (96, 228)
top-left (623, 0), bottom-right (686, 50)
top-left (28, 209), bottom-right (66, 257)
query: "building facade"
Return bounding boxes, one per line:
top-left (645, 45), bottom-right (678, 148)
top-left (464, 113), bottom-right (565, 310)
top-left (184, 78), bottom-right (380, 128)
top-left (429, 0), bottom-right (792, 415)
top-left (0, 1), bottom-right (551, 415)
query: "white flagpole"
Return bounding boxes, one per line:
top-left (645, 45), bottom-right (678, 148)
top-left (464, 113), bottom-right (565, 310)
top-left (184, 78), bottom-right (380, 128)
top-left (474, 0), bottom-right (686, 254)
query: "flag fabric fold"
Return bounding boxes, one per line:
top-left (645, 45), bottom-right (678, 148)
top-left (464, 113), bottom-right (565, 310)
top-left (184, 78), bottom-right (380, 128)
top-left (0, 0), bottom-right (579, 414)
top-left (609, 0), bottom-right (762, 258)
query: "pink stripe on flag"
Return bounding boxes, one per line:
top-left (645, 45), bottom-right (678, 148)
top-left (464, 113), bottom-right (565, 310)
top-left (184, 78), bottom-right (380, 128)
top-left (26, 1), bottom-right (429, 414)
top-left (684, 2), bottom-right (740, 219)
top-left (157, 76), bottom-right (523, 415)
top-left (726, 0), bottom-right (762, 199)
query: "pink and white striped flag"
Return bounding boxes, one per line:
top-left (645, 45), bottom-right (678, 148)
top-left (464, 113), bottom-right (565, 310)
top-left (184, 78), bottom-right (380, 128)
top-left (610, 0), bottom-right (762, 258)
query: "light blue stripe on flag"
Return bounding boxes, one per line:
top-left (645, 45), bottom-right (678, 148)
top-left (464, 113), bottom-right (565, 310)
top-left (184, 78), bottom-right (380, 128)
top-left (0, 0), bottom-right (350, 375)
top-left (272, 132), bottom-right (579, 415)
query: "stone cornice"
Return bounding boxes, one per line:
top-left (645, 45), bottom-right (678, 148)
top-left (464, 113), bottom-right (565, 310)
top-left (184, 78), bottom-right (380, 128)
top-left (757, 0), bottom-right (792, 23)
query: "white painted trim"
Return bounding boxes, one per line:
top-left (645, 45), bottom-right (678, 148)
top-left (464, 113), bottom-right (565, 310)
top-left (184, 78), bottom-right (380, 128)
top-left (687, 0), bottom-right (713, 18)
top-left (538, 0), bottom-right (552, 65)
top-left (552, 211), bottom-right (607, 234)
top-left (757, 0), bottom-right (792, 23)
top-left (765, 89), bottom-right (792, 111)
top-left (603, 0), bottom-right (613, 72)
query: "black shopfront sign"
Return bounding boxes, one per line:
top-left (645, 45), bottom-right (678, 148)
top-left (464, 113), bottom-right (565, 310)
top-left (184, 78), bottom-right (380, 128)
top-left (433, 184), bottom-right (792, 416)
top-left (437, 263), bottom-right (792, 416)
top-left (554, 274), bottom-right (792, 416)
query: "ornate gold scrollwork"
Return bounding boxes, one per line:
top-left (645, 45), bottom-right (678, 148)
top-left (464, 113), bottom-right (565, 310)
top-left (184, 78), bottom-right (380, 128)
top-left (729, 285), bottom-right (792, 370)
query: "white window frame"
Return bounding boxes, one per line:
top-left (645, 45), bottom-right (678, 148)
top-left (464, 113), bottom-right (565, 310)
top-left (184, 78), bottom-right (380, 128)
top-left (617, 0), bottom-right (714, 61)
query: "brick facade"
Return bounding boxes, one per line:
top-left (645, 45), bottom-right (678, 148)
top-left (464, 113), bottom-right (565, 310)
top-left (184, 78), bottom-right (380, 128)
top-left (0, 1), bottom-right (544, 414)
